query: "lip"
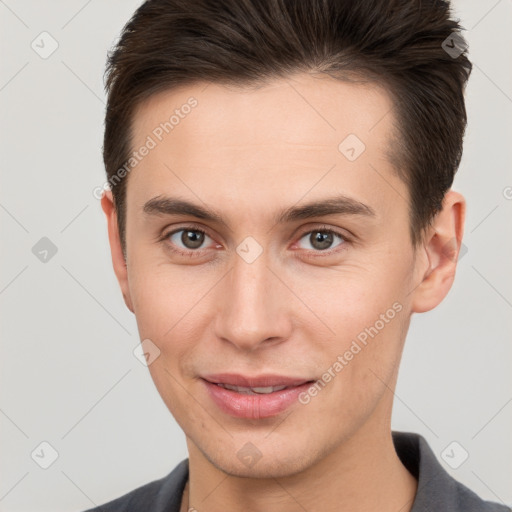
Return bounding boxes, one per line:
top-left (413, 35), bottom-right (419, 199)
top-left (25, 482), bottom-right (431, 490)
top-left (202, 373), bottom-right (312, 388)
top-left (201, 374), bottom-right (315, 419)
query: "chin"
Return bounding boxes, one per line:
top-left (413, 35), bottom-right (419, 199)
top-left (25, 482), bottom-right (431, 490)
top-left (200, 439), bottom-right (319, 479)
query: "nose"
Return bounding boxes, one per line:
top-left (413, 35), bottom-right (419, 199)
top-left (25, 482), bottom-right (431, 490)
top-left (213, 250), bottom-right (292, 352)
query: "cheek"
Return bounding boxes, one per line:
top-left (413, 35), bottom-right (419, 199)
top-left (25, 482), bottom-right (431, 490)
top-left (293, 257), bottom-right (409, 338)
top-left (127, 264), bottom-right (218, 386)
top-left (291, 253), bottom-right (411, 389)
top-left (307, 303), bottom-right (408, 427)
top-left (128, 261), bottom-right (207, 335)
top-left (130, 267), bottom-right (204, 417)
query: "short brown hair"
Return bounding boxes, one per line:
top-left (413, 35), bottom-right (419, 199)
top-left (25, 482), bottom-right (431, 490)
top-left (103, 0), bottom-right (472, 256)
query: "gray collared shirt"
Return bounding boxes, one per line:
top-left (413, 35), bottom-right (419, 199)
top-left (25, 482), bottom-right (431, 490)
top-left (84, 431), bottom-right (510, 511)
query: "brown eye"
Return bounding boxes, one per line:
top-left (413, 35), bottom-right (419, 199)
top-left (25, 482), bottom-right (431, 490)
top-left (167, 228), bottom-right (211, 251)
top-left (296, 229), bottom-right (345, 252)
top-left (181, 230), bottom-right (205, 249)
top-left (311, 231), bottom-right (334, 250)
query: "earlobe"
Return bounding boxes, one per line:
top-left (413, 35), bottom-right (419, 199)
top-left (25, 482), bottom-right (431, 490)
top-left (101, 190), bottom-right (134, 313)
top-left (411, 190), bottom-right (466, 313)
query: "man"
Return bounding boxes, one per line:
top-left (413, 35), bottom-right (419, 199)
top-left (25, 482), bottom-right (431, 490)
top-left (86, 0), bottom-right (509, 511)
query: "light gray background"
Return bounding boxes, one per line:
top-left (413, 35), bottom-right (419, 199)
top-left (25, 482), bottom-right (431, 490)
top-left (1, 1), bottom-right (511, 510)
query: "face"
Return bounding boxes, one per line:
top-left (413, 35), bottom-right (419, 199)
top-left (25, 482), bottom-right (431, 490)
top-left (106, 73), bottom-right (439, 478)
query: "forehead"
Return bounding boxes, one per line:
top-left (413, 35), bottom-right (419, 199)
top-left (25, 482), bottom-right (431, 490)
top-left (131, 72), bottom-right (394, 151)
top-left (127, 73), bottom-right (406, 227)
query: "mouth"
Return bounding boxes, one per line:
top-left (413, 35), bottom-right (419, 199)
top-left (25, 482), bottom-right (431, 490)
top-left (202, 373), bottom-right (314, 388)
top-left (214, 383), bottom-right (297, 394)
top-left (200, 373), bottom-right (316, 419)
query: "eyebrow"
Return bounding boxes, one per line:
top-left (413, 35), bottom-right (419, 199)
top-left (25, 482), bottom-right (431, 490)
top-left (275, 195), bottom-right (376, 224)
top-left (142, 194), bottom-right (376, 228)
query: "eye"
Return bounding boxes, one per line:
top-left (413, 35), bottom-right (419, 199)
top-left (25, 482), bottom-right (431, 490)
top-left (296, 228), bottom-right (346, 252)
top-left (160, 224), bottom-right (349, 259)
top-left (165, 227), bottom-right (216, 253)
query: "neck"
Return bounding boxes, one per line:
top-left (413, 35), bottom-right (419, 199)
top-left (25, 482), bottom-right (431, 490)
top-left (181, 418), bottom-right (417, 512)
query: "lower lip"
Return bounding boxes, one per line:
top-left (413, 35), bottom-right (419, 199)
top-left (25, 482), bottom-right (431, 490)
top-left (202, 379), bottom-right (313, 419)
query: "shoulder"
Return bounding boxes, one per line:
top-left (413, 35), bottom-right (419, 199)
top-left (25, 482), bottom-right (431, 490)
top-left (392, 431), bottom-right (510, 512)
top-left (81, 459), bottom-right (189, 512)
top-left (454, 486), bottom-right (510, 512)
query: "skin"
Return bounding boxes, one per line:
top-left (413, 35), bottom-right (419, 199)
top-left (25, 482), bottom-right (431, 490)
top-left (102, 72), bottom-right (465, 512)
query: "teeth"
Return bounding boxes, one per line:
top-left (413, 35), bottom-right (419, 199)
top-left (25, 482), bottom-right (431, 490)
top-left (217, 384), bottom-right (288, 394)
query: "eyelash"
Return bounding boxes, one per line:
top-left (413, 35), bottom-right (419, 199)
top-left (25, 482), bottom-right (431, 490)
top-left (159, 224), bottom-right (350, 259)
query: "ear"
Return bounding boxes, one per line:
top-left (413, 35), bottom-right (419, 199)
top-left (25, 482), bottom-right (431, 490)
top-left (101, 190), bottom-right (134, 313)
top-left (411, 189), bottom-right (466, 313)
